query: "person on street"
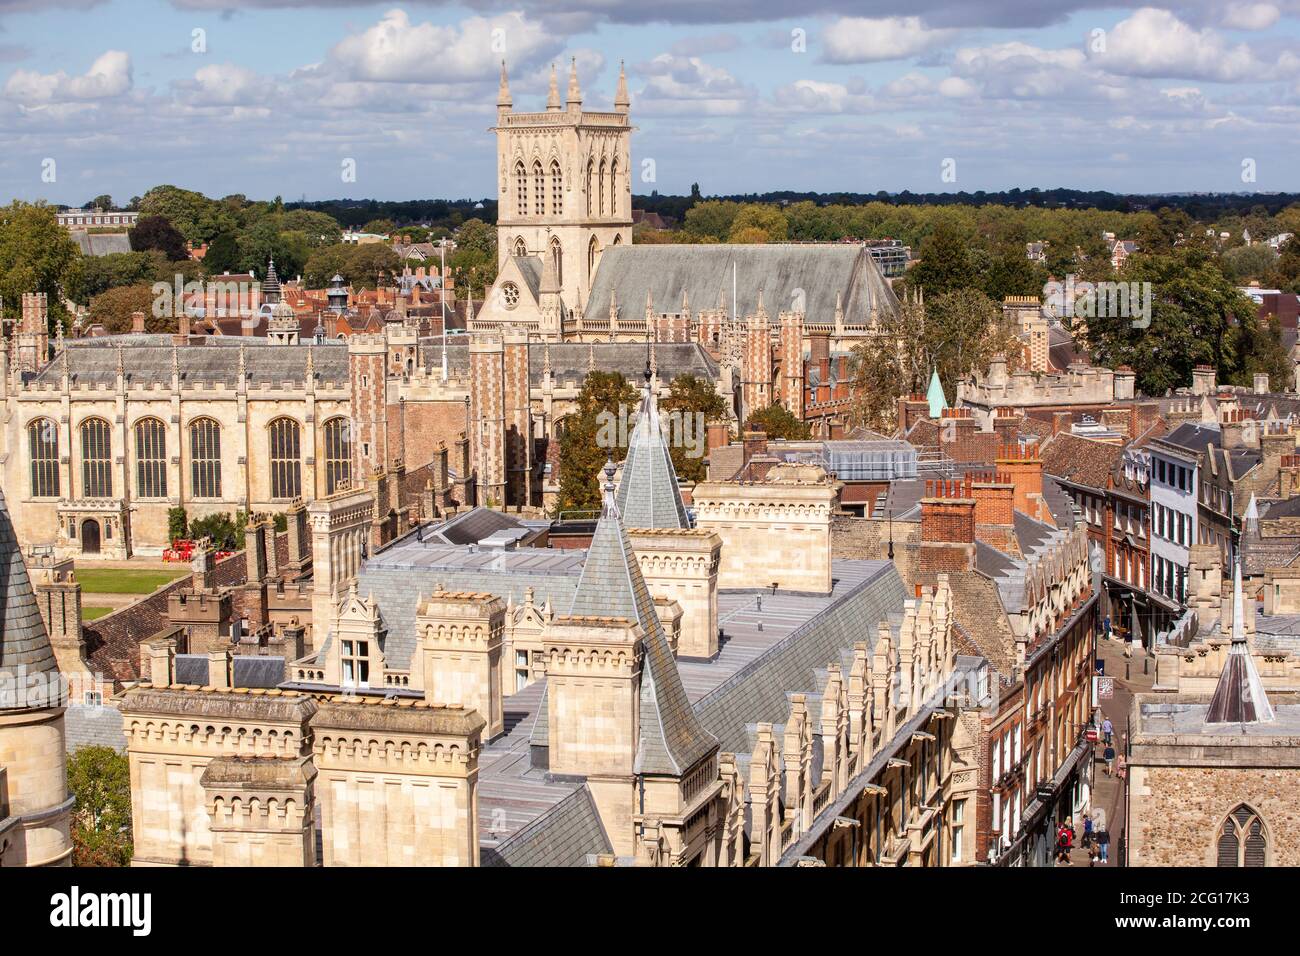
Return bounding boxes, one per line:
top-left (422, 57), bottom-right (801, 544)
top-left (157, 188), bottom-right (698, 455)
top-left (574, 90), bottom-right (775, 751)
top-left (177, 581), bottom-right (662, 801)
top-left (1083, 815), bottom-right (1094, 848)
top-left (1088, 842), bottom-right (1100, 867)
top-left (1103, 744), bottom-right (1116, 776)
top-left (1096, 828), bottom-right (1110, 864)
top-left (1102, 717), bottom-right (1114, 746)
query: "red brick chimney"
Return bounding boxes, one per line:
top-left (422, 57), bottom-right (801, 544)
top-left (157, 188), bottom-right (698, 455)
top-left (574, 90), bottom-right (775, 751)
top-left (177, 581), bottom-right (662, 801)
top-left (742, 430), bottom-right (768, 465)
top-left (1051, 411), bottom-right (1072, 436)
top-left (919, 478), bottom-right (977, 572)
top-left (997, 441), bottom-right (1044, 517)
top-left (131, 310), bottom-right (146, 334)
top-left (971, 471), bottom-right (1015, 527)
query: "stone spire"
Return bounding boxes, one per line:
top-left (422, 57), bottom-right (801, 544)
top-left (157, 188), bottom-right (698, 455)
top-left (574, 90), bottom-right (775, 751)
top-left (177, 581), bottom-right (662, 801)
top-left (546, 63), bottom-right (562, 111)
top-left (261, 258), bottom-right (281, 304)
top-left (617, 363), bottom-right (688, 529)
top-left (0, 487), bottom-right (62, 708)
top-left (570, 462), bottom-right (715, 774)
top-left (1206, 557), bottom-right (1274, 725)
top-left (566, 57), bottom-right (582, 109)
top-left (497, 60), bottom-right (512, 110)
top-left (614, 59), bottom-right (630, 113)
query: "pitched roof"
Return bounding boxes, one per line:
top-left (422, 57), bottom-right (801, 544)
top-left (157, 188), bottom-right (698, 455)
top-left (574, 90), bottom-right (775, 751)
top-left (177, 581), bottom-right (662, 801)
top-left (616, 381), bottom-right (689, 530)
top-left (585, 243), bottom-right (898, 327)
top-left (1040, 432), bottom-right (1124, 490)
top-left (568, 464), bottom-right (717, 776)
top-left (1206, 560), bottom-right (1275, 725)
top-left (0, 488), bottom-right (62, 709)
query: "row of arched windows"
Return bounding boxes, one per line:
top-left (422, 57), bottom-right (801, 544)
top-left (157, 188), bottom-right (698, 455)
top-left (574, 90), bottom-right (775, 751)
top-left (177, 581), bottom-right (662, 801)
top-left (514, 159), bottom-right (564, 218)
top-left (585, 156), bottom-right (619, 218)
top-left (26, 416), bottom-right (353, 501)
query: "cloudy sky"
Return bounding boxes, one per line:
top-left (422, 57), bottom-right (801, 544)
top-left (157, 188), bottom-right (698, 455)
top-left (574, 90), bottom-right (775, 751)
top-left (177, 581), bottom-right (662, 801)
top-left (2, 0), bottom-right (1299, 204)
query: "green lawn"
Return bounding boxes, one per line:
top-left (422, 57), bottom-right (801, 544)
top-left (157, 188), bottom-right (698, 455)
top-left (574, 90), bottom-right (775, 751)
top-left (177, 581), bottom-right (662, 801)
top-left (75, 567), bottom-right (189, 595)
top-left (81, 605), bottom-right (114, 621)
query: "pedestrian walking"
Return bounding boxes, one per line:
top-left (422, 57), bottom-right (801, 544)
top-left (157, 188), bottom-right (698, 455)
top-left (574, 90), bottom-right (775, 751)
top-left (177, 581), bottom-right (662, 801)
top-left (1115, 754), bottom-right (1127, 781)
top-left (1097, 828), bottom-right (1110, 864)
top-left (1103, 744), bottom-right (1116, 776)
top-left (1088, 842), bottom-right (1100, 867)
top-left (1083, 815), bottom-right (1094, 847)
top-left (1055, 824), bottom-right (1073, 865)
top-left (1102, 717), bottom-right (1114, 746)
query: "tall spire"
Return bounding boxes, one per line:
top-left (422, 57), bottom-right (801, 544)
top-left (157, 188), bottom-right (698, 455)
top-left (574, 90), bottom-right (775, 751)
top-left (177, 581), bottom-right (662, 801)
top-left (1206, 557), bottom-right (1275, 725)
top-left (546, 62), bottom-right (561, 111)
top-left (566, 56), bottom-right (582, 109)
top-left (570, 461), bottom-right (715, 774)
top-left (0, 487), bottom-right (61, 709)
top-left (616, 367), bottom-right (689, 530)
top-left (614, 59), bottom-right (630, 113)
top-left (497, 60), bottom-right (512, 110)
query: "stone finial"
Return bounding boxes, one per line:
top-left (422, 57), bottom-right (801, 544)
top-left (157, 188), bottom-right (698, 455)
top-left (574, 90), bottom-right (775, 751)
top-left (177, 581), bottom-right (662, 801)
top-left (497, 59), bottom-right (512, 109)
top-left (615, 59), bottom-right (630, 112)
top-left (566, 56), bottom-right (582, 108)
top-left (547, 62), bottom-right (561, 111)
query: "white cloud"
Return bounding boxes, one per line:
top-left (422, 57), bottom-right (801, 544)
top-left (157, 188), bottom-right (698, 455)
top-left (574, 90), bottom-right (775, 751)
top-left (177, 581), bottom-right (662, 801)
top-left (1092, 8), bottom-right (1282, 82)
top-left (5, 50), bottom-right (131, 105)
top-left (633, 53), bottom-right (754, 115)
top-left (822, 16), bottom-right (957, 64)
top-left (181, 63), bottom-right (265, 107)
top-left (328, 8), bottom-right (560, 84)
top-left (1217, 2), bottom-right (1281, 30)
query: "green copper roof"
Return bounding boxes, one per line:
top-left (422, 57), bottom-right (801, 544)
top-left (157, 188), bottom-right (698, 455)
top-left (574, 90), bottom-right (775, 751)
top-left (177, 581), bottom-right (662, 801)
top-left (926, 369), bottom-right (948, 418)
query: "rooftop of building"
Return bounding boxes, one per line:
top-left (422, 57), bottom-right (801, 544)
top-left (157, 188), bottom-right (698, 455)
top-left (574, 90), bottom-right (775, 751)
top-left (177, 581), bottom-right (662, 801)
top-left (1133, 698), bottom-right (1300, 739)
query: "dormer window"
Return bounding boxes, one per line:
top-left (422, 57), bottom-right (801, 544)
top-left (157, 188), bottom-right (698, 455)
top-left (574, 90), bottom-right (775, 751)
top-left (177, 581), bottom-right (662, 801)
top-left (342, 639), bottom-right (370, 688)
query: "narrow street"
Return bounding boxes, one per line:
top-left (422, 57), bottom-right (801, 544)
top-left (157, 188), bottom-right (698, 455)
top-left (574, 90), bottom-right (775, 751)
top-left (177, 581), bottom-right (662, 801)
top-left (1064, 634), bottom-right (1155, 866)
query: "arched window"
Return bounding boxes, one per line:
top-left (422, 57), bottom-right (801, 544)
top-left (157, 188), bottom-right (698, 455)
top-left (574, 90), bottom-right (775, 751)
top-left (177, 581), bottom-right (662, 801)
top-left (609, 157), bottom-right (618, 218)
top-left (134, 418), bottom-right (167, 499)
top-left (514, 161), bottom-right (527, 216)
top-left (79, 418), bottom-right (112, 498)
top-left (588, 236), bottom-right (599, 276)
top-left (550, 159), bottom-right (563, 215)
top-left (323, 417), bottom-right (353, 495)
top-left (268, 417), bottom-right (302, 500)
top-left (1217, 805), bottom-right (1267, 867)
top-left (598, 159), bottom-right (607, 217)
top-left (513, 236), bottom-right (526, 257)
top-left (27, 418), bottom-right (59, 498)
top-left (550, 237), bottom-right (563, 288)
top-left (189, 418), bottom-right (222, 499)
top-left (533, 161), bottom-right (544, 216)
top-left (585, 159), bottom-right (594, 217)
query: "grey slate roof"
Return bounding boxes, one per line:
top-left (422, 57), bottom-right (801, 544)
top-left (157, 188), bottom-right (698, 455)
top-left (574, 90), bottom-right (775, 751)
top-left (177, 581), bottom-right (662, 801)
top-left (692, 561), bottom-right (904, 754)
top-left (481, 786), bottom-right (612, 867)
top-left (566, 471), bottom-right (717, 776)
top-left (616, 386), bottom-right (689, 529)
top-left (30, 337), bottom-right (349, 388)
top-left (65, 702), bottom-right (127, 752)
top-left (0, 488), bottom-right (62, 709)
top-left (71, 231), bottom-right (132, 256)
top-left (414, 339), bottom-right (718, 386)
top-left (585, 243), bottom-right (899, 326)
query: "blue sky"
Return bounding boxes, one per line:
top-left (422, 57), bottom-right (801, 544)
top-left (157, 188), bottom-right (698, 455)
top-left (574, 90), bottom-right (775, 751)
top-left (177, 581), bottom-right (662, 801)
top-left (2, 0), bottom-right (1298, 204)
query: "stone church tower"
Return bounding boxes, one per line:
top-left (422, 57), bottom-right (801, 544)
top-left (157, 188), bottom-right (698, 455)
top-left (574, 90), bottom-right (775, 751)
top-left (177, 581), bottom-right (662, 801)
top-left (492, 59), bottom-right (633, 314)
top-left (0, 487), bottom-right (73, 867)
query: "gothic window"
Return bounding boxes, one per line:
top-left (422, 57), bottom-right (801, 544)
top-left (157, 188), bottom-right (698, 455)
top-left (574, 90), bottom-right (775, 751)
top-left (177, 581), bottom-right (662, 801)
top-left (533, 160), bottom-right (545, 216)
top-left (611, 156), bottom-right (621, 217)
top-left (79, 417), bottom-right (112, 498)
top-left (342, 638), bottom-right (370, 687)
top-left (323, 417), bottom-right (353, 495)
top-left (514, 161), bottom-right (527, 216)
top-left (588, 236), bottom-right (599, 277)
top-left (189, 418), bottom-right (222, 499)
top-left (513, 236), bottom-right (526, 257)
top-left (133, 417), bottom-right (167, 499)
top-left (550, 237), bottom-right (562, 287)
top-left (550, 159), bottom-right (563, 215)
top-left (1217, 805), bottom-right (1267, 867)
top-left (585, 158), bottom-right (594, 217)
top-left (268, 417), bottom-right (302, 500)
top-left (28, 418), bottom-right (59, 498)
top-left (598, 159), bottom-right (607, 217)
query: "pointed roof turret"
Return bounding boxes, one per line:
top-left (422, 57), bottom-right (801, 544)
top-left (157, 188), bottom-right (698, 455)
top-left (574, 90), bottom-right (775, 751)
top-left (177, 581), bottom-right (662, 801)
top-left (926, 369), bottom-right (948, 418)
top-left (546, 62), bottom-right (562, 111)
top-left (616, 376), bottom-right (689, 530)
top-left (0, 488), bottom-right (62, 709)
top-left (570, 462), bottom-right (715, 774)
top-left (566, 57), bottom-right (582, 109)
top-left (261, 258), bottom-right (281, 304)
top-left (1206, 557), bottom-right (1274, 725)
top-left (615, 59), bottom-right (630, 113)
top-left (497, 60), bottom-right (512, 109)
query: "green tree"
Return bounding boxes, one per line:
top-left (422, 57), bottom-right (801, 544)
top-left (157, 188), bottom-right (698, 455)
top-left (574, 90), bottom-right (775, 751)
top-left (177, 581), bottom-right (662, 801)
top-left (556, 371), bottom-right (639, 516)
top-left (449, 219), bottom-right (497, 292)
top-left (683, 200), bottom-right (742, 241)
top-left (0, 201), bottom-right (81, 327)
top-left (67, 251), bottom-right (160, 305)
top-left (137, 185), bottom-right (235, 244)
top-left (361, 218), bottom-right (395, 235)
top-left (188, 511), bottom-right (246, 551)
top-left (1220, 243), bottom-right (1279, 284)
top-left (660, 373), bottom-right (730, 482)
top-left (744, 403), bottom-right (810, 441)
top-left (902, 217), bottom-right (977, 298)
top-left (67, 746), bottom-right (133, 866)
top-left (167, 507), bottom-right (188, 542)
top-left (303, 245), bottom-right (351, 289)
top-left (280, 209), bottom-right (343, 246)
top-left (202, 232), bottom-right (241, 275)
top-left (87, 284), bottom-right (159, 333)
top-left (84, 194), bottom-right (114, 211)
top-left (345, 243), bottom-right (402, 290)
top-left (727, 204), bottom-right (788, 243)
top-left (129, 214), bottom-right (189, 261)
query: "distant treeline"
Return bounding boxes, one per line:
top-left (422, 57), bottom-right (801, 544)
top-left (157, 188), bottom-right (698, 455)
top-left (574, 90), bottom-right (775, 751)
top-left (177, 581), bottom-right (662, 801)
top-left (284, 198), bottom-right (497, 230)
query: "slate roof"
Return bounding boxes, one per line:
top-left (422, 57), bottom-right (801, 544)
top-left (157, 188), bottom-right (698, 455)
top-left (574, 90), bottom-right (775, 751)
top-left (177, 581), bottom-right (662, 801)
top-left (71, 231), bottom-right (132, 256)
top-left (0, 488), bottom-right (62, 709)
top-left (585, 243), bottom-right (899, 326)
top-left (481, 786), bottom-right (613, 867)
top-left (29, 337), bottom-right (349, 388)
top-left (414, 339), bottom-right (718, 386)
top-left (566, 467), bottom-right (717, 776)
top-left (616, 384), bottom-right (689, 529)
